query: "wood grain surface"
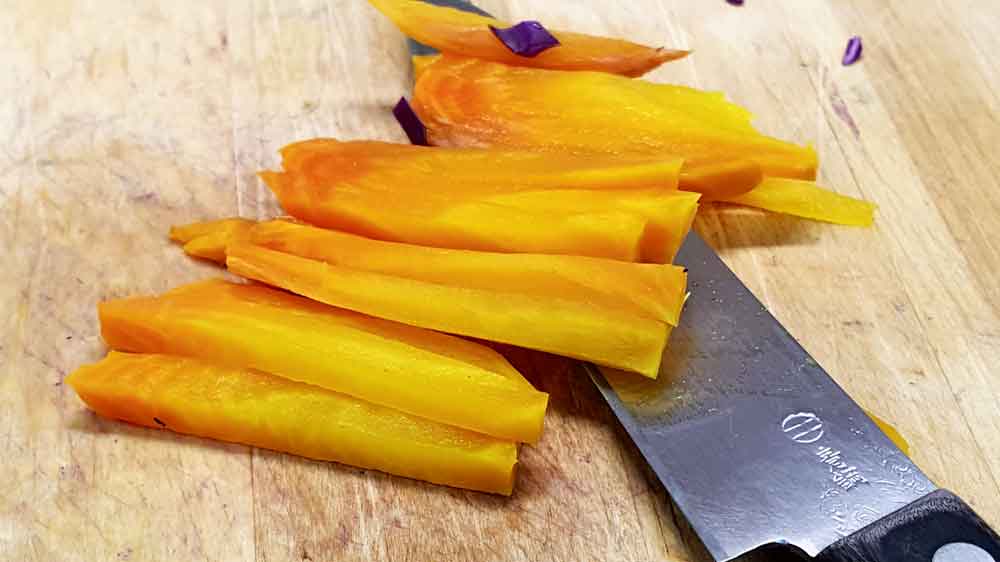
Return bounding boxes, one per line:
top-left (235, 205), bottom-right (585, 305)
top-left (2, 1), bottom-right (998, 560)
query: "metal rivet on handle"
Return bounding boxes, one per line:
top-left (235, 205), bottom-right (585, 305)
top-left (933, 542), bottom-right (995, 562)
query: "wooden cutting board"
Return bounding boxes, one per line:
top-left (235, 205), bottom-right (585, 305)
top-left (2, 1), bottom-right (998, 560)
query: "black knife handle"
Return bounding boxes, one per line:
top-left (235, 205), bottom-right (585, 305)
top-left (816, 490), bottom-right (1000, 562)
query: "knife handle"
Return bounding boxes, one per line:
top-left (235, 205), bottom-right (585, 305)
top-left (815, 490), bottom-right (1000, 562)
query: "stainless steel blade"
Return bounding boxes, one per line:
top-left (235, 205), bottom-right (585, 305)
top-left (402, 2), bottom-right (935, 559)
top-left (587, 233), bottom-right (935, 560)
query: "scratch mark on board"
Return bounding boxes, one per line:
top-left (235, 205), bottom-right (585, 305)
top-left (828, 83), bottom-right (861, 139)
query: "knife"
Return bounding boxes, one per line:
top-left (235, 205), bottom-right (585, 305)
top-left (404, 3), bottom-right (1000, 560)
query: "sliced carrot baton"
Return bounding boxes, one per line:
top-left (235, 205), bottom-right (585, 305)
top-left (67, 352), bottom-right (519, 495)
top-left (227, 244), bottom-right (672, 379)
top-left (222, 222), bottom-right (685, 378)
top-left (264, 171), bottom-right (650, 262)
top-left (170, 218), bottom-right (686, 327)
top-left (169, 218), bottom-right (255, 263)
top-left (98, 280), bottom-right (547, 443)
top-left (678, 159), bottom-right (763, 201)
top-left (262, 178), bottom-right (697, 263)
top-left (474, 189), bottom-right (700, 264)
top-left (413, 54), bottom-right (438, 81)
top-left (259, 139), bottom-right (694, 263)
top-left (721, 177), bottom-right (876, 226)
top-left (367, 0), bottom-right (687, 77)
top-left (412, 56), bottom-right (819, 189)
top-left (272, 139), bottom-right (684, 193)
top-left (247, 220), bottom-right (688, 326)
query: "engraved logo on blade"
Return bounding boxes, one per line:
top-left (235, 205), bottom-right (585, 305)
top-left (781, 412), bottom-right (825, 444)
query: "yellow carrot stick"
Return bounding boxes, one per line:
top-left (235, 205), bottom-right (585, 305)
top-left (368, 0), bottom-right (687, 77)
top-left (68, 352), bottom-right (519, 495)
top-left (99, 279), bottom-right (548, 443)
top-left (227, 241), bottom-right (674, 378)
top-left (723, 178), bottom-right (876, 226)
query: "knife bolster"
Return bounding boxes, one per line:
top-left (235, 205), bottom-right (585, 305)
top-left (816, 489), bottom-right (999, 562)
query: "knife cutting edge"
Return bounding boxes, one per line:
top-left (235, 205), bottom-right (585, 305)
top-left (405, 2), bottom-right (1000, 560)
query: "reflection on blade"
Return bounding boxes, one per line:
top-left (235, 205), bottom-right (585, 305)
top-left (588, 233), bottom-right (934, 560)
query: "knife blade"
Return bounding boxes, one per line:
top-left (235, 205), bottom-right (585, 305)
top-left (402, 2), bottom-right (1000, 560)
top-left (589, 234), bottom-right (998, 561)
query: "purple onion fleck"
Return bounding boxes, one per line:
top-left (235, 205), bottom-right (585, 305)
top-left (392, 97), bottom-right (428, 146)
top-left (726, 0), bottom-right (744, 5)
top-left (489, 21), bottom-right (560, 58)
top-left (842, 36), bottom-right (863, 66)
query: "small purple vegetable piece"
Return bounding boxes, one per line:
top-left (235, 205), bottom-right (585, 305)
top-left (489, 21), bottom-right (560, 58)
top-left (726, 0), bottom-right (744, 5)
top-left (392, 97), bottom-right (428, 146)
top-left (842, 36), bottom-right (863, 66)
